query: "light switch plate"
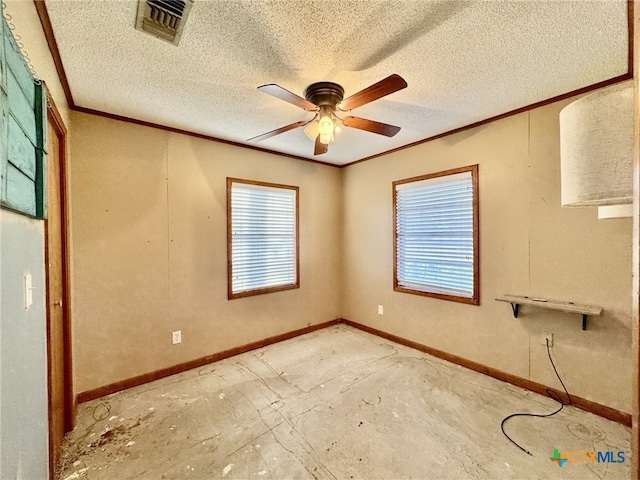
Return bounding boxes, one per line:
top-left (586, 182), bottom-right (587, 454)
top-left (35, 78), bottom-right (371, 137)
top-left (24, 274), bottom-right (33, 309)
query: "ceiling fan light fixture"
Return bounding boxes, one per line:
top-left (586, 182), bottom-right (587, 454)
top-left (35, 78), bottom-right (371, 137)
top-left (317, 107), bottom-right (335, 145)
top-left (303, 121), bottom-right (319, 141)
top-left (319, 132), bottom-right (334, 145)
top-left (318, 107), bottom-right (334, 131)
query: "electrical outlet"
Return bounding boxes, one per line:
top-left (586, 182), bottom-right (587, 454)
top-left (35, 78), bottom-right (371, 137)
top-left (541, 332), bottom-right (553, 347)
top-left (172, 330), bottom-right (182, 345)
top-left (377, 305), bottom-right (384, 315)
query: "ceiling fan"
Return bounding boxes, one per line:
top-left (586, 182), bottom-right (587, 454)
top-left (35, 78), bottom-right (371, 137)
top-left (247, 74), bottom-right (408, 155)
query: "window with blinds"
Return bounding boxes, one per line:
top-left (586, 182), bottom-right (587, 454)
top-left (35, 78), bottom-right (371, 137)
top-left (393, 165), bottom-right (479, 305)
top-left (227, 178), bottom-right (299, 299)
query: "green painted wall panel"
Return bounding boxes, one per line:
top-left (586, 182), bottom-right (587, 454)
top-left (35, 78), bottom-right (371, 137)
top-left (0, 86), bottom-right (6, 202)
top-left (3, 28), bottom-right (34, 107)
top-left (34, 83), bottom-right (45, 218)
top-left (0, 47), bottom-right (4, 97)
top-left (5, 163), bottom-right (35, 216)
top-left (0, 15), bottom-right (3, 201)
top-left (6, 70), bottom-right (35, 144)
top-left (0, 17), bottom-right (5, 95)
top-left (7, 114), bottom-right (35, 180)
top-left (36, 83), bottom-right (46, 154)
top-left (0, 13), bottom-right (44, 219)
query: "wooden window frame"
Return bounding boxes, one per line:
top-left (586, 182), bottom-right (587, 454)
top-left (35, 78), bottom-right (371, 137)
top-left (393, 164), bottom-right (480, 305)
top-left (227, 177), bottom-right (300, 300)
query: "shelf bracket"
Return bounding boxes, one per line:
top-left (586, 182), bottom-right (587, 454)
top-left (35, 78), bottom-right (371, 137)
top-left (510, 303), bottom-right (588, 329)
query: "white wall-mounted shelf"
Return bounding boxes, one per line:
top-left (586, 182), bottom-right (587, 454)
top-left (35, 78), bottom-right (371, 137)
top-left (495, 294), bottom-right (602, 331)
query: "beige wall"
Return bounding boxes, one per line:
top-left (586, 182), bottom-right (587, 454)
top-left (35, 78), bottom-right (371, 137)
top-left (71, 95), bottom-right (633, 412)
top-left (70, 113), bottom-right (343, 393)
top-left (342, 99), bottom-right (633, 412)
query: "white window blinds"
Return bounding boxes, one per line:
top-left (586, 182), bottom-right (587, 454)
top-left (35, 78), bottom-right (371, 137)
top-left (229, 180), bottom-right (298, 297)
top-left (395, 170), bottom-right (476, 300)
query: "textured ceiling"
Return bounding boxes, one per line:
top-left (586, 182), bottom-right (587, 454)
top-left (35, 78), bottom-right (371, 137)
top-left (41, 0), bottom-right (629, 166)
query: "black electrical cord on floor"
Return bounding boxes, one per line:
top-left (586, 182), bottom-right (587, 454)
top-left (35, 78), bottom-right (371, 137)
top-left (500, 338), bottom-right (573, 455)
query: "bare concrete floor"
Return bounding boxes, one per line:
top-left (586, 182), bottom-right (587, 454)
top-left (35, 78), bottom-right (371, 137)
top-left (58, 325), bottom-right (631, 479)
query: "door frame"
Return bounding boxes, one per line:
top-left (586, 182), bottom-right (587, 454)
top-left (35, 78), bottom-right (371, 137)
top-left (44, 93), bottom-right (73, 477)
top-left (633, 2), bottom-right (639, 478)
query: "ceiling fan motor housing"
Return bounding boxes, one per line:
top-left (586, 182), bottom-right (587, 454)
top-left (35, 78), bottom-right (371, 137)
top-left (304, 82), bottom-right (345, 108)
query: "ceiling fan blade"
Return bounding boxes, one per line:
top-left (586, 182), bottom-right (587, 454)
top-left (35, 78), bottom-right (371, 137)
top-left (247, 120), bottom-right (307, 142)
top-left (339, 74), bottom-right (408, 111)
top-left (258, 84), bottom-right (317, 111)
top-left (343, 116), bottom-right (401, 137)
top-left (314, 135), bottom-right (328, 155)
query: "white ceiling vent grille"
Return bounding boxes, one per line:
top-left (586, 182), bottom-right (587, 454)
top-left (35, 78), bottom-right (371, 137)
top-left (135, 0), bottom-right (193, 46)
